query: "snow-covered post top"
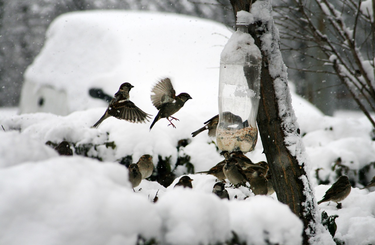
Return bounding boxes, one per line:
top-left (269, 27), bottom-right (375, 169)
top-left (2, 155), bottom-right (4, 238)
top-left (216, 11), bottom-right (262, 153)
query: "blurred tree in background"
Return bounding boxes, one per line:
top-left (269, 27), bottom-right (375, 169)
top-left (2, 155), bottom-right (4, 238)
top-left (274, 0), bottom-right (375, 124)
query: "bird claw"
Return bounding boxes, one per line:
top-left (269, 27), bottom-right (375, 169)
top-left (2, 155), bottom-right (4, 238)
top-left (167, 117), bottom-right (177, 128)
top-left (167, 123), bottom-right (176, 128)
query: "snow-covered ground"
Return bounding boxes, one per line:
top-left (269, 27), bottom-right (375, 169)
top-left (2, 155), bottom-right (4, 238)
top-left (1, 10), bottom-right (375, 245)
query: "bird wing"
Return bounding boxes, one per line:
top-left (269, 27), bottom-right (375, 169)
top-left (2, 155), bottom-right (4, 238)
top-left (108, 100), bottom-right (151, 123)
top-left (323, 178), bottom-right (349, 198)
top-left (151, 78), bottom-right (176, 109)
top-left (204, 114), bottom-right (219, 125)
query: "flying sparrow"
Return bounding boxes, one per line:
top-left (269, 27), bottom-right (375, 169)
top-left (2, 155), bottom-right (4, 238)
top-left (318, 175), bottom-right (351, 208)
top-left (92, 82), bottom-right (151, 128)
top-left (128, 163), bottom-right (142, 188)
top-left (191, 114), bottom-right (219, 138)
top-left (150, 78), bottom-right (192, 129)
top-left (174, 176), bottom-right (193, 188)
top-left (212, 182), bottom-right (230, 200)
top-left (136, 154), bottom-right (154, 179)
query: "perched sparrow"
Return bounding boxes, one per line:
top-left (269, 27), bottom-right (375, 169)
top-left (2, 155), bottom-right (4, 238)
top-left (248, 172), bottom-right (268, 195)
top-left (237, 165), bottom-right (268, 195)
top-left (196, 151), bottom-right (231, 181)
top-left (256, 161), bottom-right (270, 176)
top-left (265, 171), bottom-right (274, 195)
top-left (223, 157), bottom-right (248, 186)
top-left (174, 176), bottom-right (193, 188)
top-left (150, 78), bottom-right (192, 129)
top-left (229, 152), bottom-right (266, 172)
top-left (196, 160), bottom-right (226, 181)
top-left (318, 176), bottom-right (351, 207)
top-left (212, 182), bottom-right (229, 200)
top-left (191, 114), bottom-right (219, 138)
top-left (253, 161), bottom-right (273, 194)
top-left (218, 111), bottom-right (244, 130)
top-left (128, 163), bottom-right (142, 188)
top-left (54, 140), bottom-right (73, 156)
top-left (92, 82), bottom-right (151, 128)
top-left (136, 154), bottom-right (154, 179)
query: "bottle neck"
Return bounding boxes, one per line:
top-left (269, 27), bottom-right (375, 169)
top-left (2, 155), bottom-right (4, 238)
top-left (237, 25), bottom-right (248, 33)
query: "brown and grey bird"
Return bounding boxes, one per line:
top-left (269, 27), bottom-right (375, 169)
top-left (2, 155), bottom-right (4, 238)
top-left (265, 171), bottom-right (274, 195)
top-left (218, 111), bottom-right (244, 130)
top-left (191, 114), bottom-right (219, 138)
top-left (150, 78), bottom-right (192, 129)
top-left (136, 154), bottom-right (154, 179)
top-left (223, 157), bottom-right (249, 186)
top-left (213, 182), bottom-right (230, 200)
top-left (195, 151), bottom-right (231, 181)
top-left (318, 176), bottom-right (351, 207)
top-left (128, 163), bottom-right (142, 188)
top-left (174, 176), bottom-right (193, 188)
top-left (229, 152), bottom-right (256, 169)
top-left (245, 168), bottom-right (268, 195)
top-left (196, 160), bottom-right (226, 181)
top-left (92, 82), bottom-right (151, 128)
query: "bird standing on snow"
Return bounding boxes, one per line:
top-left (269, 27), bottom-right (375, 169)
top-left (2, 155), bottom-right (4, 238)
top-left (92, 82), bottom-right (151, 128)
top-left (191, 114), bottom-right (219, 137)
top-left (174, 176), bottom-right (193, 188)
top-left (212, 182), bottom-right (229, 200)
top-left (136, 154), bottom-right (154, 179)
top-left (318, 175), bottom-right (351, 208)
top-left (150, 78), bottom-right (192, 130)
top-left (128, 163), bottom-right (142, 188)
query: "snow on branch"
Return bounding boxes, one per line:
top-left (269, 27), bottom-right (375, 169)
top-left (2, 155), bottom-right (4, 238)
top-left (274, 0), bottom-right (375, 127)
top-left (245, 0), bottom-right (305, 160)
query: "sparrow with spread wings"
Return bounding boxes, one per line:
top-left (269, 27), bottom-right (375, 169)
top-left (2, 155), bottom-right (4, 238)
top-left (92, 82), bottom-right (151, 128)
top-left (150, 78), bottom-right (192, 130)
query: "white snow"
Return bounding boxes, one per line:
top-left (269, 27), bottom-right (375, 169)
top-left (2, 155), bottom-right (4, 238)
top-left (19, 10), bottom-right (233, 116)
top-left (1, 10), bottom-right (375, 245)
